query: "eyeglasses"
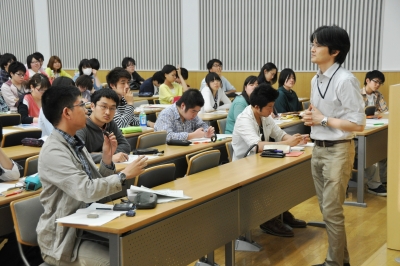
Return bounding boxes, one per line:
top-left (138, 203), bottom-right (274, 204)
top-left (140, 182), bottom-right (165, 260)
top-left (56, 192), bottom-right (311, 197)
top-left (31, 60), bottom-right (40, 65)
top-left (14, 72), bottom-right (25, 78)
top-left (97, 104), bottom-right (117, 112)
top-left (310, 43), bottom-right (323, 48)
top-left (371, 79), bottom-right (383, 85)
top-left (72, 101), bottom-right (86, 109)
top-left (212, 64), bottom-right (222, 68)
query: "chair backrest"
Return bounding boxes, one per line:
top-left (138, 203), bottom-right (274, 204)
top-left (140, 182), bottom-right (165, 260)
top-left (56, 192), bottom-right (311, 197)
top-left (365, 105), bottom-right (376, 116)
top-left (24, 155), bottom-right (39, 177)
top-left (225, 142), bottom-right (233, 162)
top-left (0, 114), bottom-right (21, 126)
top-left (136, 131), bottom-right (167, 149)
top-left (186, 150), bottom-right (221, 176)
top-left (302, 101), bottom-right (310, 110)
top-left (133, 100), bottom-right (149, 108)
top-left (1, 130), bottom-right (42, 147)
top-left (135, 163), bottom-right (176, 188)
top-left (185, 147), bottom-right (212, 164)
top-left (10, 195), bottom-right (43, 246)
top-left (217, 118), bottom-right (226, 134)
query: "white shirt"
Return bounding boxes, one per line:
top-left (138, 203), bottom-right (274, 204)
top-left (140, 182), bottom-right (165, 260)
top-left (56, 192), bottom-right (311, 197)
top-left (38, 108), bottom-right (54, 137)
top-left (200, 87), bottom-right (232, 114)
top-left (310, 63), bottom-right (365, 141)
top-left (232, 105), bottom-right (286, 161)
top-left (0, 160), bottom-right (20, 181)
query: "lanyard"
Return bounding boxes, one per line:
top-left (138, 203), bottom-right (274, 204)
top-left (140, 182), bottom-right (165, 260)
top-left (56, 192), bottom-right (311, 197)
top-left (316, 65), bottom-right (341, 99)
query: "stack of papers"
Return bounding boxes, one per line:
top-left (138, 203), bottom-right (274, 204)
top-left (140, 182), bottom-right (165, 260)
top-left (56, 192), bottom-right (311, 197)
top-left (128, 186), bottom-right (192, 204)
top-left (56, 203), bottom-right (126, 226)
top-left (120, 155), bottom-right (159, 164)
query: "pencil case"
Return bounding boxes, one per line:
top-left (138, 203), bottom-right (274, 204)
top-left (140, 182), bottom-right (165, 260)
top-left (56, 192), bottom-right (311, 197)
top-left (120, 126), bottom-right (142, 134)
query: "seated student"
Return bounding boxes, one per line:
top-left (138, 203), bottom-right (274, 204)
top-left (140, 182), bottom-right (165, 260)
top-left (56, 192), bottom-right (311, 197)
top-left (106, 67), bottom-right (140, 128)
top-left (175, 67), bottom-right (190, 88)
top-left (0, 123), bottom-right (21, 181)
top-left (200, 72), bottom-right (231, 114)
top-left (76, 89), bottom-right (130, 164)
top-left (73, 59), bottom-right (102, 91)
top-left (232, 84), bottom-right (308, 237)
top-left (274, 68), bottom-right (302, 113)
top-left (199, 59), bottom-right (236, 96)
top-left (37, 84), bottom-right (148, 265)
top-left (0, 53), bottom-right (16, 87)
top-left (139, 71), bottom-right (165, 95)
top-left (358, 70), bottom-right (387, 195)
top-left (257, 62), bottom-right (278, 86)
top-left (38, 77), bottom-right (75, 137)
top-left (154, 89), bottom-right (215, 141)
top-left (225, 75), bottom-right (258, 134)
top-left (45, 55), bottom-right (72, 81)
top-left (18, 74), bottom-right (50, 124)
top-left (24, 53), bottom-right (48, 80)
top-left (1, 61), bottom-right (29, 112)
top-left (122, 57), bottom-right (145, 90)
top-left (75, 75), bottom-right (93, 102)
top-left (158, 65), bottom-right (187, 104)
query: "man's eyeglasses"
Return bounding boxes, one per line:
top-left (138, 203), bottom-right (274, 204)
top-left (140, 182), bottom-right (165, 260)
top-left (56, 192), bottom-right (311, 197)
top-left (31, 60), bottom-right (40, 65)
top-left (212, 64), bottom-right (222, 68)
top-left (371, 79), bottom-right (383, 85)
top-left (310, 43), bottom-right (322, 48)
top-left (97, 105), bottom-right (117, 112)
top-left (72, 101), bottom-right (87, 109)
top-left (14, 72), bottom-right (25, 78)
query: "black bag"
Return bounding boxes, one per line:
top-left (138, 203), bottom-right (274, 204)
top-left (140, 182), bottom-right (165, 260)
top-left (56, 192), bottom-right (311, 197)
top-left (21, 138), bottom-right (44, 147)
top-left (131, 191), bottom-right (158, 209)
top-left (138, 92), bottom-right (153, 97)
top-left (167, 139), bottom-right (191, 146)
top-left (132, 148), bottom-right (160, 155)
top-left (260, 151), bottom-right (286, 158)
top-left (129, 80), bottom-right (141, 90)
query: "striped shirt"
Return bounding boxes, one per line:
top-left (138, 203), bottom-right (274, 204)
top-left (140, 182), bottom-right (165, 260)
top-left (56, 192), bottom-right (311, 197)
top-left (114, 97), bottom-right (139, 128)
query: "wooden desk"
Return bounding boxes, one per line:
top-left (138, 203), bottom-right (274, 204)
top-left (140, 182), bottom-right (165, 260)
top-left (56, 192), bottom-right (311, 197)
top-left (298, 97), bottom-right (310, 102)
top-left (133, 96), bottom-right (159, 104)
top-left (61, 148), bottom-right (314, 266)
top-left (198, 112), bottom-right (228, 122)
top-left (3, 145), bottom-right (41, 160)
top-left (133, 107), bottom-right (163, 115)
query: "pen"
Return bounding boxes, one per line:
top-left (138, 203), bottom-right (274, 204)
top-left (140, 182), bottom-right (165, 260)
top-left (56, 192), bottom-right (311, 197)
top-left (373, 123), bottom-right (384, 126)
top-left (5, 189), bottom-right (23, 197)
top-left (96, 208), bottom-right (113, 210)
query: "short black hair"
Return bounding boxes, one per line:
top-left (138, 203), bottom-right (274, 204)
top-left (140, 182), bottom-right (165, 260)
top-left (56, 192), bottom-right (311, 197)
top-left (26, 54), bottom-right (42, 69)
top-left (33, 52), bottom-right (44, 61)
top-left (161, 64), bottom-right (177, 75)
top-left (180, 67), bottom-right (189, 80)
top-left (8, 61), bottom-right (26, 75)
top-left (310, 25), bottom-right (350, 64)
top-left (250, 83), bottom-right (279, 109)
top-left (28, 74), bottom-right (51, 89)
top-left (257, 62), bottom-right (278, 85)
top-left (242, 75), bottom-right (258, 105)
top-left (278, 68), bottom-right (296, 87)
top-left (42, 85), bottom-right (81, 127)
top-left (78, 59), bottom-right (91, 75)
top-left (89, 58), bottom-right (100, 70)
top-left (206, 59), bottom-right (222, 72)
top-left (364, 70), bottom-right (385, 85)
top-left (53, 77), bottom-right (75, 86)
top-left (106, 67), bottom-right (131, 88)
top-left (205, 72), bottom-right (221, 91)
top-left (0, 53), bottom-right (17, 70)
top-left (152, 71), bottom-right (165, 84)
top-left (176, 89), bottom-right (204, 111)
top-left (91, 88), bottom-right (119, 106)
top-left (75, 75), bottom-right (94, 91)
top-left (121, 57), bottom-right (136, 68)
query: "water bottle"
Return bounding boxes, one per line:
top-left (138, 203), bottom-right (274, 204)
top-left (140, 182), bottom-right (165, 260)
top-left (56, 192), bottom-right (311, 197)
top-left (139, 108), bottom-right (147, 131)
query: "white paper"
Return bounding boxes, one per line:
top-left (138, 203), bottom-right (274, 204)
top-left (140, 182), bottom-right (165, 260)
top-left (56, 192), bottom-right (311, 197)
top-left (298, 142), bottom-right (315, 147)
top-left (273, 120), bottom-right (286, 125)
top-left (189, 138), bottom-right (211, 143)
top-left (211, 110), bottom-right (228, 114)
top-left (120, 154), bottom-right (159, 164)
top-left (365, 119), bottom-right (388, 126)
top-left (15, 124), bottom-right (41, 129)
top-left (216, 134), bottom-right (232, 139)
top-left (291, 146), bottom-right (305, 151)
top-left (2, 129), bottom-right (21, 134)
top-left (128, 185), bottom-right (192, 204)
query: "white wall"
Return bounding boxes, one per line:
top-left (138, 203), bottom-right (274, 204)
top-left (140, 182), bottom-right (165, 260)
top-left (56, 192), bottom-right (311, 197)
top-left (181, 0), bottom-right (200, 70)
top-left (381, 0), bottom-right (400, 71)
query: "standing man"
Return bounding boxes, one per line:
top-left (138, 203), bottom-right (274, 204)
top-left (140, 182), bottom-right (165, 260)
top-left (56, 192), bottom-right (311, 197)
top-left (302, 25), bottom-right (366, 266)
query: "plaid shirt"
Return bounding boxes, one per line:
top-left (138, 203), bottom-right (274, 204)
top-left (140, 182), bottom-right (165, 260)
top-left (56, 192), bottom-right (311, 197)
top-left (55, 128), bottom-right (92, 179)
top-left (154, 103), bottom-right (209, 141)
top-left (360, 87), bottom-right (388, 113)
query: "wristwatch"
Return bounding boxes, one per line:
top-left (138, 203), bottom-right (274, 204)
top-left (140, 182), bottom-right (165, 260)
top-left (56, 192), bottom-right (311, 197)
top-left (118, 172), bottom-right (126, 186)
top-left (320, 117), bottom-right (328, 127)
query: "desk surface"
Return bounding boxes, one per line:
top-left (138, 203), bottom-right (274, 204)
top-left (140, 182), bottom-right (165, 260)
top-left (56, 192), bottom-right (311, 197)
top-left (133, 96), bottom-right (159, 102)
top-left (0, 181), bottom-right (41, 206)
top-left (133, 107), bottom-right (163, 115)
top-left (198, 112), bottom-right (228, 121)
top-left (3, 145), bottom-right (42, 160)
top-left (61, 148), bottom-right (312, 234)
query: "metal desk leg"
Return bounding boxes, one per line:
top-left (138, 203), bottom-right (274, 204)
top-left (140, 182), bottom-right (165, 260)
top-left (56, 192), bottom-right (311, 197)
top-left (225, 240), bottom-right (235, 266)
top-left (344, 136), bottom-right (367, 207)
top-left (195, 253), bottom-right (219, 266)
top-left (109, 233), bottom-right (120, 266)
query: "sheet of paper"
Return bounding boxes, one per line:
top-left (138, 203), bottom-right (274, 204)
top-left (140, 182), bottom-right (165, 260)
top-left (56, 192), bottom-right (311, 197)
top-left (291, 146), bottom-right (305, 151)
top-left (298, 142), bottom-right (315, 147)
top-left (189, 138), bottom-right (211, 144)
top-left (128, 186), bottom-right (192, 204)
top-left (2, 129), bottom-right (21, 134)
top-left (15, 124), bottom-right (41, 129)
top-left (120, 154), bottom-right (159, 164)
top-left (365, 118), bottom-right (388, 126)
top-left (216, 134), bottom-right (232, 139)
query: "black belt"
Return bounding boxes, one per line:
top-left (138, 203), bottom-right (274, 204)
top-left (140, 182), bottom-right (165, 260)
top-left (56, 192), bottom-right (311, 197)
top-left (314, 139), bottom-right (351, 147)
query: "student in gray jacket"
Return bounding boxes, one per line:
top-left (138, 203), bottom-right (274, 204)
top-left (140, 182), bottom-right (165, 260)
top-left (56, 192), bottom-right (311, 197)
top-left (36, 85), bottom-right (148, 265)
top-left (76, 89), bottom-right (131, 163)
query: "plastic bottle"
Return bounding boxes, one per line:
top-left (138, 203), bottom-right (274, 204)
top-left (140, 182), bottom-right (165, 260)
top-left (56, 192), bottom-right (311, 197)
top-left (139, 108), bottom-right (147, 131)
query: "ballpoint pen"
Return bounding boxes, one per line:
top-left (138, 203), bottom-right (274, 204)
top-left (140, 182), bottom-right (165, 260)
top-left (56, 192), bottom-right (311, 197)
top-left (5, 189), bottom-right (24, 197)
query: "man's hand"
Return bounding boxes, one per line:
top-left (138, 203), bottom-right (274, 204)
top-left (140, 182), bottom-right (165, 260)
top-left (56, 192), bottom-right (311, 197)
top-left (102, 132), bottom-right (118, 165)
top-left (284, 133), bottom-right (303, 147)
top-left (92, 69), bottom-right (97, 77)
top-left (204, 126), bottom-right (215, 138)
top-left (122, 155), bottom-right (149, 179)
top-left (301, 104), bottom-right (324, 126)
top-left (112, 152), bottom-right (129, 163)
top-left (188, 128), bottom-right (205, 139)
top-left (124, 89), bottom-right (135, 105)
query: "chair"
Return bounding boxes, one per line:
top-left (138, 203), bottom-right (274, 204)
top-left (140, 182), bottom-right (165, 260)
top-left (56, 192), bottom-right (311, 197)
top-left (217, 118), bottom-right (226, 134)
top-left (186, 150), bottom-right (221, 176)
top-left (10, 195), bottom-right (50, 266)
top-left (136, 131), bottom-right (167, 149)
top-left (135, 163), bottom-right (176, 188)
top-left (1, 130), bottom-right (42, 147)
top-left (23, 155), bottom-right (39, 177)
top-left (133, 100), bottom-right (149, 108)
top-left (185, 148), bottom-right (212, 164)
top-left (0, 113), bottom-right (21, 126)
top-left (302, 101), bottom-right (310, 110)
top-left (225, 142), bottom-right (233, 162)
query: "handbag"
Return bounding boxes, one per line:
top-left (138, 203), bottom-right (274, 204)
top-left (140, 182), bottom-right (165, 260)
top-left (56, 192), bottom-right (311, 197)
top-left (132, 148), bottom-right (161, 155)
top-left (21, 138), bottom-right (44, 147)
top-left (130, 191), bottom-right (158, 209)
top-left (167, 139), bottom-right (191, 146)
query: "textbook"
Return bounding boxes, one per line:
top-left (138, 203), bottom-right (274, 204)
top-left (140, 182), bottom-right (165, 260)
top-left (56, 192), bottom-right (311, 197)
top-left (263, 144), bottom-right (291, 154)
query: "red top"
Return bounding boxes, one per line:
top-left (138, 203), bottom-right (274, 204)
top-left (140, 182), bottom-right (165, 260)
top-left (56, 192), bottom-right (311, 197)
top-left (24, 94), bottom-right (40, 117)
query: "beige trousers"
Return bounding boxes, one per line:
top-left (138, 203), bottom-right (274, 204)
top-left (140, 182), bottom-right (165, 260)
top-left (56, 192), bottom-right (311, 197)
top-left (311, 141), bottom-right (355, 266)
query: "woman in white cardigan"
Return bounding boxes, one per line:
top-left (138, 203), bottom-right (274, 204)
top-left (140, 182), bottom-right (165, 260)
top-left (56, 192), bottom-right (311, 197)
top-left (200, 72), bottom-right (231, 113)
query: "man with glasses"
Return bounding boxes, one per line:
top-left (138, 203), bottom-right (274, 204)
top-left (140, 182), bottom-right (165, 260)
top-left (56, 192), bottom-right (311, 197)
top-left (77, 89), bottom-right (130, 163)
top-left (200, 59), bottom-right (237, 96)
